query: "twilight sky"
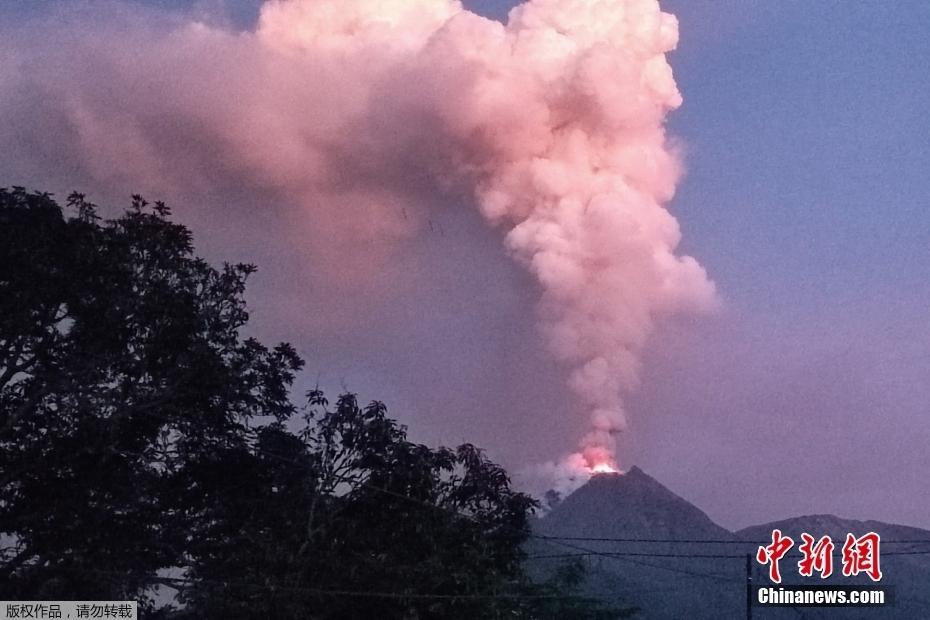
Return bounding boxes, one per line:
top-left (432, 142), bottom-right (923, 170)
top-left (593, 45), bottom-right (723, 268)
top-left (2, 0), bottom-right (929, 530)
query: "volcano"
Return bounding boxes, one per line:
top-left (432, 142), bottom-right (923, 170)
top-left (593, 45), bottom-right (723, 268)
top-left (528, 467), bottom-right (930, 619)
top-left (538, 467), bottom-right (733, 542)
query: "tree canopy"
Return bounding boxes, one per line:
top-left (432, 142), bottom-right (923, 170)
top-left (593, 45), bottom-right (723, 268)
top-left (0, 188), bottom-right (627, 618)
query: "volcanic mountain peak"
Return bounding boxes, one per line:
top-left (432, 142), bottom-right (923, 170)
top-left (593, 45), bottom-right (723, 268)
top-left (538, 465), bottom-right (734, 541)
top-left (531, 467), bottom-right (930, 619)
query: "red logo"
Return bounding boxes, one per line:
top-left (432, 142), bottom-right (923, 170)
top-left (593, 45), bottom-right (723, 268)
top-left (756, 529), bottom-right (794, 583)
top-left (798, 533), bottom-right (834, 578)
top-left (841, 532), bottom-right (882, 582)
top-left (756, 530), bottom-right (883, 582)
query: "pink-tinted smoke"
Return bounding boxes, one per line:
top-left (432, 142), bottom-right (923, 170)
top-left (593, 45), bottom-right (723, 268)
top-left (0, 0), bottom-right (717, 488)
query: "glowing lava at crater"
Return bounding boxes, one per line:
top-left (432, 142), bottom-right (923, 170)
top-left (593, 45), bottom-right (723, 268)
top-left (590, 462), bottom-right (620, 475)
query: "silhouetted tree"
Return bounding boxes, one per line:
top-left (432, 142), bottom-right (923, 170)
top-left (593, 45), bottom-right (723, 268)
top-left (0, 188), bottom-right (628, 619)
top-left (179, 391), bottom-right (629, 619)
top-left (0, 188), bottom-right (302, 611)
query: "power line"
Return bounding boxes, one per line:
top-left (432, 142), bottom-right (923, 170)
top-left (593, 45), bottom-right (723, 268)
top-left (532, 534), bottom-right (930, 545)
top-left (527, 551), bottom-right (745, 559)
top-left (31, 568), bottom-right (616, 603)
top-left (538, 538), bottom-right (744, 585)
top-left (9, 403), bottom-right (930, 598)
top-left (526, 549), bottom-right (930, 561)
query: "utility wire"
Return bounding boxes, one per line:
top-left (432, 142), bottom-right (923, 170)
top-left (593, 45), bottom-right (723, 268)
top-left (33, 568), bottom-right (616, 602)
top-left (525, 548), bottom-right (930, 561)
top-left (9, 403), bottom-right (930, 596)
top-left (537, 538), bottom-right (744, 585)
top-left (532, 535), bottom-right (930, 545)
top-left (528, 552), bottom-right (746, 559)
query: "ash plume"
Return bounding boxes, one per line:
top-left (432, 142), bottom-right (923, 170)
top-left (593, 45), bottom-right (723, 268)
top-left (0, 0), bottom-right (717, 479)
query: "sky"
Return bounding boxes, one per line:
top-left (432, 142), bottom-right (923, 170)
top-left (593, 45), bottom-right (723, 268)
top-left (2, 0), bottom-right (929, 531)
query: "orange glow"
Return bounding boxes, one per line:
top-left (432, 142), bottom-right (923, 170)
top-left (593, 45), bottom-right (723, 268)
top-left (591, 462), bottom-right (618, 474)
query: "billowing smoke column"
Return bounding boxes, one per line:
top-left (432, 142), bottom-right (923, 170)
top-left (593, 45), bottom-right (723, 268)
top-left (283, 0), bottom-right (718, 474)
top-left (0, 0), bottom-right (717, 482)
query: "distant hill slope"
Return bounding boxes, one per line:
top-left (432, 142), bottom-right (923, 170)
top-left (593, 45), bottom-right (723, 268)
top-left (528, 467), bottom-right (930, 619)
top-left (738, 513), bottom-right (930, 548)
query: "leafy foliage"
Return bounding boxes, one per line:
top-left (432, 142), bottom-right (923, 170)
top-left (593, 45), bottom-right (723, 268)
top-left (0, 188), bottom-right (627, 618)
top-left (0, 188), bottom-right (301, 609)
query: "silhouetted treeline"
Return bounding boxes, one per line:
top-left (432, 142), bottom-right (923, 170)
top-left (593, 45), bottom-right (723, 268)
top-left (0, 188), bottom-right (629, 619)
